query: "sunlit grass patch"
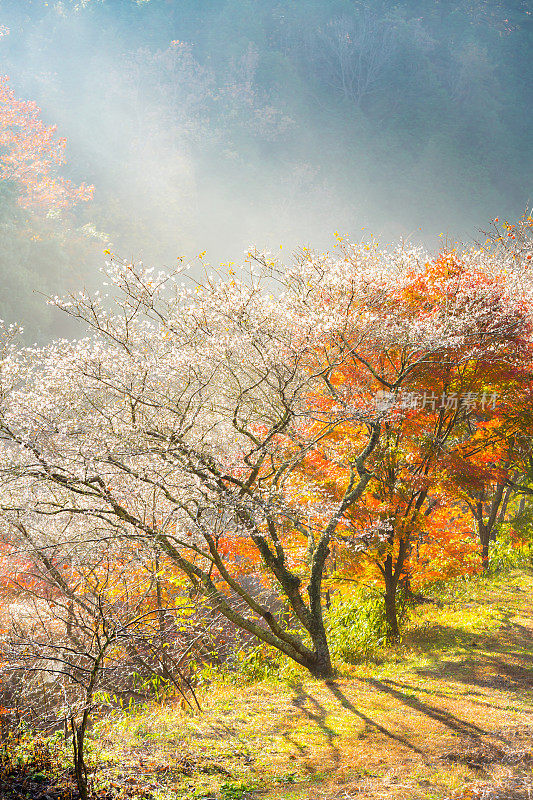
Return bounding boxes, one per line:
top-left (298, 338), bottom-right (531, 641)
top-left (27, 568), bottom-right (533, 800)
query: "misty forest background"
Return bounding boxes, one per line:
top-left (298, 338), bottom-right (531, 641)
top-left (0, 0), bottom-right (531, 340)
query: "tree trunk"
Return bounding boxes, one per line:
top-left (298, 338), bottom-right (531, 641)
top-left (154, 550), bottom-right (170, 675)
top-left (306, 626), bottom-right (334, 679)
top-left (481, 529), bottom-right (490, 572)
top-left (382, 535), bottom-right (408, 643)
top-left (477, 516), bottom-right (490, 571)
top-left (71, 715), bottom-right (88, 800)
top-left (475, 481), bottom-right (507, 571)
top-left (384, 584), bottom-right (400, 642)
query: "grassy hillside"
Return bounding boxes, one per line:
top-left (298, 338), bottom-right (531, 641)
top-left (4, 570), bottom-right (533, 800)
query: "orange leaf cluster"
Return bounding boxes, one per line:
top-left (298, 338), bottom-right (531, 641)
top-left (0, 75), bottom-right (93, 211)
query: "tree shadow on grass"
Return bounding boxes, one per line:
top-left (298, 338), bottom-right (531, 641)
top-left (404, 614), bottom-right (533, 693)
top-left (403, 623), bottom-right (492, 653)
top-left (415, 654), bottom-right (533, 694)
top-left (281, 682), bottom-right (341, 773)
top-left (409, 619), bottom-right (533, 692)
top-left (360, 677), bottom-right (502, 742)
top-left (372, 677), bottom-right (526, 715)
top-left (324, 681), bottom-right (425, 755)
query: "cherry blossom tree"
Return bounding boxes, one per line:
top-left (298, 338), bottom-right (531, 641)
top-left (0, 246), bottom-right (390, 679)
top-left (0, 234), bottom-right (532, 675)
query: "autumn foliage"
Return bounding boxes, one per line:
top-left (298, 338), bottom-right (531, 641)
top-left (0, 222), bottom-right (532, 678)
top-left (291, 243), bottom-right (533, 631)
top-left (0, 75), bottom-right (93, 211)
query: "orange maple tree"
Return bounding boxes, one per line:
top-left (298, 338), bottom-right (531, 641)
top-left (296, 248), bottom-right (533, 635)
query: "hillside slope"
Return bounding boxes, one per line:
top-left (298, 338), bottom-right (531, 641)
top-left (89, 570), bottom-right (533, 800)
top-left (2, 570), bottom-right (532, 800)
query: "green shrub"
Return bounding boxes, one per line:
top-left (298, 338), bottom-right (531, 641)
top-left (220, 778), bottom-right (259, 798)
top-left (0, 730), bottom-right (69, 781)
top-left (325, 588), bottom-right (400, 662)
top-left (489, 527), bottom-right (533, 574)
top-left (232, 644), bottom-right (281, 682)
top-left (193, 643), bottom-right (283, 686)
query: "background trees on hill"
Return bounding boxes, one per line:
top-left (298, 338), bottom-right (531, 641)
top-left (0, 70), bottom-right (97, 340)
top-left (0, 75), bottom-right (93, 211)
top-left (0, 0), bottom-right (531, 337)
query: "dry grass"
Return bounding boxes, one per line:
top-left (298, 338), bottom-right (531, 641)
top-left (90, 569), bottom-right (533, 800)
